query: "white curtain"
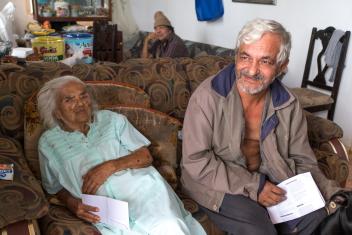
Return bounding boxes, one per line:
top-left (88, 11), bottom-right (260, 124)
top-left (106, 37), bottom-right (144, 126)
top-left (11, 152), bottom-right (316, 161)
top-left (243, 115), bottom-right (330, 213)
top-left (111, 0), bottom-right (139, 47)
top-left (0, 2), bottom-right (16, 46)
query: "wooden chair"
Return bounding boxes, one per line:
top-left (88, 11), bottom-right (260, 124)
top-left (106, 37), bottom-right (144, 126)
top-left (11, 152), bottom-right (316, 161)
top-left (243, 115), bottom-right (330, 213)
top-left (92, 21), bottom-right (123, 63)
top-left (291, 27), bottom-right (350, 120)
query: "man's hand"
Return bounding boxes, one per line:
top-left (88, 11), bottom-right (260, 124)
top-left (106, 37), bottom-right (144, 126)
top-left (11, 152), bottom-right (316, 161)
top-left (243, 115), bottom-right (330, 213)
top-left (258, 181), bottom-right (286, 207)
top-left (145, 32), bottom-right (157, 42)
top-left (67, 196), bottom-right (100, 223)
top-left (82, 161), bottom-right (115, 195)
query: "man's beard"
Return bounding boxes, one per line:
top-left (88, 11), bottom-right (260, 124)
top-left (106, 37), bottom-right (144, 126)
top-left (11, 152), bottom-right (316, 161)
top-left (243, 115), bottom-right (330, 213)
top-left (236, 70), bottom-right (273, 95)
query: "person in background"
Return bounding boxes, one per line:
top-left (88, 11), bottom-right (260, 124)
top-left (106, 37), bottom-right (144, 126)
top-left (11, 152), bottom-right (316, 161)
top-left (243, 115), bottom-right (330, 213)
top-left (141, 11), bottom-right (189, 58)
top-left (181, 18), bottom-right (345, 235)
top-left (37, 76), bottom-right (206, 235)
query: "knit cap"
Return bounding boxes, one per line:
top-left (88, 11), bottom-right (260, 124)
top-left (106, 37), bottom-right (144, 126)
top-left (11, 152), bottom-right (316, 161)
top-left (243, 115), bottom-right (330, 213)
top-left (154, 11), bottom-right (172, 28)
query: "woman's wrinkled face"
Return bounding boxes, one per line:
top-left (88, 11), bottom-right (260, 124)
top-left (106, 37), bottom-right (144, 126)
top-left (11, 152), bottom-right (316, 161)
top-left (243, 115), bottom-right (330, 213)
top-left (235, 32), bottom-right (288, 95)
top-left (55, 81), bottom-right (92, 131)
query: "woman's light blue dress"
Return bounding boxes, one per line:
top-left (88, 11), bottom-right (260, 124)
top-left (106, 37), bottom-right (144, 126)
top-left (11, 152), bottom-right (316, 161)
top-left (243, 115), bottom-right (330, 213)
top-left (39, 110), bottom-right (205, 235)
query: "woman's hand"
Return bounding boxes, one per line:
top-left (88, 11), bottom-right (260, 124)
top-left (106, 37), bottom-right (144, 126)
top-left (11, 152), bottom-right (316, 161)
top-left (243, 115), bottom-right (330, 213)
top-left (82, 161), bottom-right (115, 195)
top-left (67, 196), bottom-right (101, 223)
top-left (82, 147), bottom-right (153, 194)
top-left (57, 189), bottom-right (100, 223)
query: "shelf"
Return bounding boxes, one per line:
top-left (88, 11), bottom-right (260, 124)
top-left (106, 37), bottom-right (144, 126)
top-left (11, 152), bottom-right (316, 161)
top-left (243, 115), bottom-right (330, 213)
top-left (32, 0), bottom-right (112, 22)
top-left (35, 16), bottom-right (110, 22)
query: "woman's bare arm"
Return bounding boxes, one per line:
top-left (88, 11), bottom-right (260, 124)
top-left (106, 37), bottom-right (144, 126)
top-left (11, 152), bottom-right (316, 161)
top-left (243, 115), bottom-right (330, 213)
top-left (82, 147), bottom-right (153, 194)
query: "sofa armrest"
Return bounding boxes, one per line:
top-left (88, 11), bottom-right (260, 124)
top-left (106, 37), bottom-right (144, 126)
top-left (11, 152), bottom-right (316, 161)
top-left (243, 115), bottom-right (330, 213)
top-left (305, 111), bottom-right (343, 148)
top-left (1, 219), bottom-right (41, 235)
top-left (314, 148), bottom-right (349, 187)
top-left (0, 137), bottom-right (48, 229)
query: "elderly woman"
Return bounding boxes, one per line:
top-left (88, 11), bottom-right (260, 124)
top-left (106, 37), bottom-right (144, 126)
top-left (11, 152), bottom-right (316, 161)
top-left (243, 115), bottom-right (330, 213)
top-left (37, 76), bottom-right (206, 235)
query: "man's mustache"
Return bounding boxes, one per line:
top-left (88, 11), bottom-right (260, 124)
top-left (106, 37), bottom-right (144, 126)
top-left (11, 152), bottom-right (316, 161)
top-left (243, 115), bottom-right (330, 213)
top-left (239, 70), bottom-right (264, 81)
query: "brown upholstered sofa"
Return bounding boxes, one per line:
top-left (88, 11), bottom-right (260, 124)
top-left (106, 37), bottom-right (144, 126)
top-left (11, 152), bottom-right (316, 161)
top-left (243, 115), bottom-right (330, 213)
top-left (0, 56), bottom-right (349, 235)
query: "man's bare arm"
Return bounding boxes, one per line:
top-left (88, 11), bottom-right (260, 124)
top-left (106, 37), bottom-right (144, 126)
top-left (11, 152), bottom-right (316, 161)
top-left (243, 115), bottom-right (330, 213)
top-left (141, 32), bottom-right (156, 58)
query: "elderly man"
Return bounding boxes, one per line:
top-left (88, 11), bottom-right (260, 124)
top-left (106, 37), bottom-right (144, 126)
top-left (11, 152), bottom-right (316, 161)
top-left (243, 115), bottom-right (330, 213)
top-left (181, 18), bottom-right (343, 234)
top-left (141, 11), bottom-right (189, 58)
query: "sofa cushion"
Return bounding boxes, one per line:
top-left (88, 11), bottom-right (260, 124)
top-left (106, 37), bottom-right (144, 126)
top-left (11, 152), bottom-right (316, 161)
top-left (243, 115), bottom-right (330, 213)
top-left (107, 105), bottom-right (182, 189)
top-left (184, 40), bottom-right (235, 58)
top-left (0, 63), bottom-right (24, 80)
top-left (86, 81), bottom-right (151, 109)
top-left (314, 149), bottom-right (349, 187)
top-left (0, 62), bottom-right (73, 142)
top-left (39, 205), bottom-right (101, 235)
top-left (111, 58), bottom-right (191, 119)
top-left (25, 62), bottom-right (72, 76)
top-left (305, 111), bottom-right (343, 148)
top-left (182, 55), bottom-right (233, 94)
top-left (72, 62), bottom-right (120, 81)
top-left (0, 94), bottom-right (24, 141)
top-left (0, 137), bottom-right (48, 228)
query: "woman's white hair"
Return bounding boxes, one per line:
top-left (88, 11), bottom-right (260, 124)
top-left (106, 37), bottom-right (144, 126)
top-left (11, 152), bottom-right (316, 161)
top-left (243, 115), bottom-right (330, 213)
top-left (37, 75), bottom-right (96, 129)
top-left (235, 18), bottom-right (292, 66)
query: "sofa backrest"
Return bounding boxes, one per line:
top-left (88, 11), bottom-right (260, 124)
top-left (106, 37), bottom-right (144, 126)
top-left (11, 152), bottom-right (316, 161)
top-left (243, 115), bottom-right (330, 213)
top-left (109, 56), bottom-right (233, 119)
top-left (0, 137), bottom-right (48, 228)
top-left (126, 31), bottom-right (235, 59)
top-left (86, 81), bottom-right (151, 108)
top-left (0, 56), bottom-right (231, 143)
top-left (24, 81), bottom-right (151, 179)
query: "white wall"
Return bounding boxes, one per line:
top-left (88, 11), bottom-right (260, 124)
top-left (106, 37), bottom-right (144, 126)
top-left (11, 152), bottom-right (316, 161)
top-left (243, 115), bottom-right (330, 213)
top-left (130, 0), bottom-right (352, 149)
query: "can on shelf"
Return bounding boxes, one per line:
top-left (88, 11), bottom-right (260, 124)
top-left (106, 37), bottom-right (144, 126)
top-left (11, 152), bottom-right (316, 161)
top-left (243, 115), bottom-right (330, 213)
top-left (31, 36), bottom-right (64, 62)
top-left (63, 33), bottom-right (93, 64)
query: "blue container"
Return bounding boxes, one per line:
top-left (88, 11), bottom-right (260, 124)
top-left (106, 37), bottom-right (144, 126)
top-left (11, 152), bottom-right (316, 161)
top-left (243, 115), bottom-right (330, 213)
top-left (63, 33), bottom-right (93, 64)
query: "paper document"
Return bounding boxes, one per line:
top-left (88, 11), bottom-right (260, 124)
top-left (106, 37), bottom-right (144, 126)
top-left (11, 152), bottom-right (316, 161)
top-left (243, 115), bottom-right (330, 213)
top-left (82, 194), bottom-right (130, 230)
top-left (266, 172), bottom-right (325, 224)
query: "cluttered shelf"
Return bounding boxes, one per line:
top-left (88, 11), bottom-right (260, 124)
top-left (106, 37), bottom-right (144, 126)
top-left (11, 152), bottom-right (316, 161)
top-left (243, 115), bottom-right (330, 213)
top-left (1, 20), bottom-right (123, 66)
top-left (32, 0), bottom-right (112, 22)
top-left (0, 0), bottom-right (122, 66)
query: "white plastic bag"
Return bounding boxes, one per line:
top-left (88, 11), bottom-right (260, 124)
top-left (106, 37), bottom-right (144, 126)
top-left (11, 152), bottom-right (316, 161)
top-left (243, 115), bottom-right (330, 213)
top-left (0, 2), bottom-right (16, 46)
top-left (61, 51), bottom-right (85, 67)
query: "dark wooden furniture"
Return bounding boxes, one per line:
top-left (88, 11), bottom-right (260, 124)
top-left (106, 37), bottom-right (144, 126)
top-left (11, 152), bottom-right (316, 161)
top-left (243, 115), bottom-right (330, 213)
top-left (32, 0), bottom-right (112, 22)
top-left (92, 21), bottom-right (123, 63)
top-left (291, 27), bottom-right (350, 120)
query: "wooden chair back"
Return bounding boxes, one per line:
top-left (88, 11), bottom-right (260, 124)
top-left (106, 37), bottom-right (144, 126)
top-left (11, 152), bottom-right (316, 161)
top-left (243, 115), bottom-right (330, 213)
top-left (300, 27), bottom-right (350, 120)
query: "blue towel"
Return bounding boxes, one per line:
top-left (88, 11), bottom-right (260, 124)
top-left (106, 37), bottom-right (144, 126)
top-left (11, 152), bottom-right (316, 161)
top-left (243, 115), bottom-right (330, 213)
top-left (195, 0), bottom-right (224, 21)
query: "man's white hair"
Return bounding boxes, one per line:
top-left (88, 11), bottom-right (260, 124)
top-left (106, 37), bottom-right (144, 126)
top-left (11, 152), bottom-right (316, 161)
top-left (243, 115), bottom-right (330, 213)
top-left (235, 18), bottom-right (291, 66)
